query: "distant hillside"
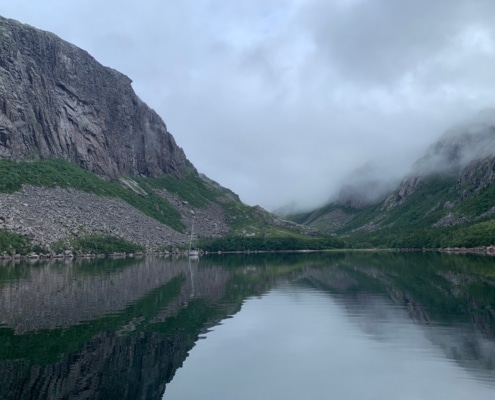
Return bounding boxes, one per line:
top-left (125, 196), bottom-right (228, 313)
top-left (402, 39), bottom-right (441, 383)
top-left (290, 111), bottom-right (495, 249)
top-left (0, 16), bottom-right (320, 255)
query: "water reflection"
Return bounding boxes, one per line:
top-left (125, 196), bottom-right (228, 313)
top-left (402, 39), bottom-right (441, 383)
top-left (166, 285), bottom-right (495, 399)
top-left (0, 257), bottom-right (233, 400)
top-left (0, 252), bottom-right (494, 399)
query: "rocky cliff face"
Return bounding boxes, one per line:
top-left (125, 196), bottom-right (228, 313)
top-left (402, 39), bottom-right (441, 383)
top-left (0, 16), bottom-right (193, 179)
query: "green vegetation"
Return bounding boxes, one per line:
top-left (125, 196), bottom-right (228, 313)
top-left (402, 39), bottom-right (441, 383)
top-left (0, 230), bottom-right (46, 255)
top-left (439, 220), bottom-right (495, 248)
top-left (69, 234), bottom-right (145, 254)
top-left (343, 220), bottom-right (495, 250)
top-left (198, 234), bottom-right (346, 252)
top-left (139, 173), bottom-right (220, 208)
top-left (0, 230), bottom-right (144, 256)
top-left (0, 230), bottom-right (32, 254)
top-left (457, 183), bottom-right (495, 217)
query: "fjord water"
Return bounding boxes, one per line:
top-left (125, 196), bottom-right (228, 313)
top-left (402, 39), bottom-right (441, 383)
top-left (1, 253), bottom-right (494, 399)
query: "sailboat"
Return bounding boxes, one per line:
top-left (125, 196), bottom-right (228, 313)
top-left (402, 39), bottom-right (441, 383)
top-left (188, 218), bottom-right (199, 257)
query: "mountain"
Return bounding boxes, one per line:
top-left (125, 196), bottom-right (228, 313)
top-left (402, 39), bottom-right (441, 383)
top-left (0, 16), bottom-right (320, 255)
top-left (290, 111), bottom-right (495, 249)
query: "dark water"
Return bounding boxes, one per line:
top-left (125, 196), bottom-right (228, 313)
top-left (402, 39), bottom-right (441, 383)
top-left (1, 252), bottom-right (494, 399)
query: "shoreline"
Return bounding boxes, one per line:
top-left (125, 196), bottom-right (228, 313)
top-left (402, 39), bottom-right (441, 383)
top-left (2, 245), bottom-right (495, 264)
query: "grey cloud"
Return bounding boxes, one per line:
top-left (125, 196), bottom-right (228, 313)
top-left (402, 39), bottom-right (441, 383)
top-left (301, 0), bottom-right (495, 86)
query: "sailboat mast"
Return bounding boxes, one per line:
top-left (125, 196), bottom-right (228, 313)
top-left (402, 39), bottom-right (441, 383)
top-left (189, 218), bottom-right (194, 251)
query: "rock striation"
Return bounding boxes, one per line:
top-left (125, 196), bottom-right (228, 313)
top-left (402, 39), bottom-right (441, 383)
top-left (0, 16), bottom-right (193, 179)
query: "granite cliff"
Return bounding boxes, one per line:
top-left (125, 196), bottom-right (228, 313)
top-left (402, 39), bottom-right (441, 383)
top-left (0, 16), bottom-right (192, 179)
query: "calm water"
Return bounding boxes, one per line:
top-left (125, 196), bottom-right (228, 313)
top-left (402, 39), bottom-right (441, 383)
top-left (1, 252), bottom-right (494, 399)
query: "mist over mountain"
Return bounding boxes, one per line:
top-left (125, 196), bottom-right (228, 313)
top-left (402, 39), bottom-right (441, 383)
top-left (333, 163), bottom-right (402, 210)
top-left (413, 109), bottom-right (495, 176)
top-left (274, 153), bottom-right (421, 216)
top-left (380, 109), bottom-right (495, 210)
top-left (290, 112), bottom-right (495, 248)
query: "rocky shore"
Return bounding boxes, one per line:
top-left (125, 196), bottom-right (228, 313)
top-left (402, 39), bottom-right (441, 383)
top-left (439, 246), bottom-right (495, 256)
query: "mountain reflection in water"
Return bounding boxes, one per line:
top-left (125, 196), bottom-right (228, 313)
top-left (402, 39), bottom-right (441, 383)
top-left (0, 252), bottom-right (494, 399)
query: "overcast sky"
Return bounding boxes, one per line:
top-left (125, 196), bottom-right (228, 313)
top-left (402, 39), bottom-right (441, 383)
top-left (2, 1), bottom-right (495, 211)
